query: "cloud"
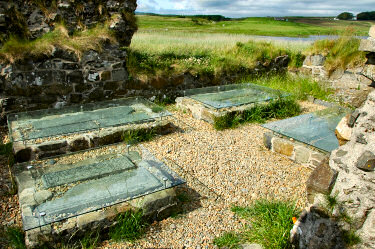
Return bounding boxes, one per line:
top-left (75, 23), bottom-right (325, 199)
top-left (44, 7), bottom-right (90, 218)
top-left (136, 0), bottom-right (374, 17)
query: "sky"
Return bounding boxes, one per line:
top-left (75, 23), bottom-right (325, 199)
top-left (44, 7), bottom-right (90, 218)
top-left (137, 0), bottom-right (374, 17)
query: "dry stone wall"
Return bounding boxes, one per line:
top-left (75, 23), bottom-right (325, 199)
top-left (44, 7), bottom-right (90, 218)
top-left (0, 0), bottom-right (137, 124)
top-left (295, 29), bottom-right (375, 248)
top-left (301, 29), bottom-right (375, 108)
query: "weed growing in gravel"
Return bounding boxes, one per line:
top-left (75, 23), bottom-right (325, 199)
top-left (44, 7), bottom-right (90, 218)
top-left (122, 128), bottom-right (156, 144)
top-left (109, 209), bottom-right (148, 242)
top-left (232, 199), bottom-right (299, 249)
top-left (5, 226), bottom-right (26, 249)
top-left (213, 232), bottom-right (241, 249)
top-left (0, 142), bottom-right (12, 156)
top-left (342, 230), bottom-right (361, 246)
top-left (213, 98), bottom-right (301, 130)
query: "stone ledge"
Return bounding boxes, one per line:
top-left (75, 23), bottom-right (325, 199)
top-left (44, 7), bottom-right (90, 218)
top-left (25, 187), bottom-right (179, 248)
top-left (13, 119), bottom-right (176, 163)
top-left (263, 132), bottom-right (329, 169)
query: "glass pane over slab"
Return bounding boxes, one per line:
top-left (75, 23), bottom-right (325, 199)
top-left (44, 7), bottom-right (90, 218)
top-left (15, 150), bottom-right (185, 231)
top-left (8, 97), bottom-right (171, 142)
top-left (183, 83), bottom-right (289, 109)
top-left (262, 106), bottom-right (350, 152)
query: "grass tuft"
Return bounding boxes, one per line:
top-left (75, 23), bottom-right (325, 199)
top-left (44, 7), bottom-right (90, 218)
top-left (0, 142), bottom-right (13, 156)
top-left (307, 30), bottom-right (366, 75)
top-left (247, 74), bottom-right (332, 101)
top-left (213, 97), bottom-right (301, 130)
top-left (232, 200), bottom-right (299, 249)
top-left (213, 232), bottom-right (241, 249)
top-left (109, 209), bottom-right (148, 242)
top-left (5, 226), bottom-right (26, 249)
top-left (122, 128), bottom-right (157, 145)
top-left (342, 230), bottom-right (361, 246)
top-left (0, 23), bottom-right (115, 63)
top-left (79, 229), bottom-right (101, 249)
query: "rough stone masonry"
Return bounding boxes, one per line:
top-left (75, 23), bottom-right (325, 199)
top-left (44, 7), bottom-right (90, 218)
top-left (0, 0), bottom-right (137, 123)
top-left (292, 26), bottom-right (375, 249)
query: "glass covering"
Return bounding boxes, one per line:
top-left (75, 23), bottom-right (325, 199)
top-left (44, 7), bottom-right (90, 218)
top-left (262, 106), bottom-right (350, 152)
top-left (8, 97), bottom-right (171, 143)
top-left (183, 83), bottom-right (289, 109)
top-left (15, 150), bottom-right (185, 231)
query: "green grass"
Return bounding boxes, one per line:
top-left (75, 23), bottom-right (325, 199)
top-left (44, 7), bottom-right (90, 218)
top-left (109, 209), bottom-right (148, 242)
top-left (213, 232), bottom-right (241, 249)
top-left (79, 229), bottom-right (101, 249)
top-left (231, 200), bottom-right (299, 249)
top-left (247, 74), bottom-right (332, 101)
top-left (308, 33), bottom-right (367, 75)
top-left (213, 98), bottom-right (301, 130)
top-left (5, 226), bottom-right (26, 249)
top-left (127, 38), bottom-right (304, 79)
top-left (122, 128), bottom-right (157, 144)
top-left (342, 230), bottom-right (361, 246)
top-left (0, 142), bottom-right (12, 156)
top-left (137, 15), bottom-right (372, 37)
top-left (0, 23), bottom-right (114, 63)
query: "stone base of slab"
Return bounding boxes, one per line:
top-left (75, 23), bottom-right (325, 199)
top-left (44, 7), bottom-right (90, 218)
top-left (25, 187), bottom-right (179, 248)
top-left (176, 97), bottom-right (262, 123)
top-left (263, 132), bottom-right (329, 169)
top-left (13, 119), bottom-right (175, 163)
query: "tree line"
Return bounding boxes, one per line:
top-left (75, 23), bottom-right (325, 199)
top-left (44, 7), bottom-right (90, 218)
top-left (337, 11), bottom-right (375, 20)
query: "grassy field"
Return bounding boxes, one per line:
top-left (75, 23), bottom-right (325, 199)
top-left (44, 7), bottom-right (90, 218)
top-left (137, 15), bottom-right (373, 37)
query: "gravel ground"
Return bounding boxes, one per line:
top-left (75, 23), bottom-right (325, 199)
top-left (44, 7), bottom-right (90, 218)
top-left (100, 101), bottom-right (323, 249)
top-left (0, 101), bottom-right (324, 248)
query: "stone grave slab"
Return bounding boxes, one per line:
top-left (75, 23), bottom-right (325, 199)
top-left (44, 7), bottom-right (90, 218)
top-left (184, 83), bottom-right (289, 109)
top-left (8, 97), bottom-right (174, 162)
top-left (15, 150), bottom-right (185, 231)
top-left (176, 83), bottom-right (289, 123)
top-left (41, 155), bottom-right (136, 188)
top-left (263, 106), bottom-right (349, 153)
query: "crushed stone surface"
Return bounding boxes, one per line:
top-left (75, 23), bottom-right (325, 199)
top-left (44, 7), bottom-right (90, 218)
top-left (0, 101), bottom-right (323, 248)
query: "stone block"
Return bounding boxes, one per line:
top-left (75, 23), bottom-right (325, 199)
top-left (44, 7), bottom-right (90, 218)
top-left (356, 151), bottom-right (375, 172)
top-left (294, 146), bottom-right (311, 164)
top-left (88, 72), bottom-right (99, 82)
top-left (67, 71), bottom-right (84, 84)
top-left (335, 116), bottom-right (352, 145)
top-left (14, 146), bottom-right (34, 163)
top-left (104, 81), bottom-right (120, 91)
top-left (88, 87), bottom-right (104, 101)
top-left (61, 62), bottom-right (80, 70)
top-left (19, 188), bottom-right (37, 206)
top-left (44, 83), bottom-right (73, 96)
top-left (303, 54), bottom-right (326, 66)
top-left (38, 141), bottom-right (68, 152)
top-left (69, 137), bottom-right (90, 152)
top-left (112, 68), bottom-right (127, 81)
top-left (74, 82), bottom-right (92, 93)
top-left (69, 93), bottom-right (82, 103)
top-left (348, 110), bottom-right (360, 128)
top-left (273, 138), bottom-right (294, 157)
top-left (35, 190), bottom-right (53, 204)
top-left (306, 159), bottom-right (338, 203)
top-left (100, 71), bottom-right (112, 81)
top-left (263, 132), bottom-right (273, 150)
top-left (359, 38), bottom-right (375, 52)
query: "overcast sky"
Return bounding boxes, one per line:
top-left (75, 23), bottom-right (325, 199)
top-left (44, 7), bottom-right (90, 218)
top-left (137, 0), bottom-right (373, 17)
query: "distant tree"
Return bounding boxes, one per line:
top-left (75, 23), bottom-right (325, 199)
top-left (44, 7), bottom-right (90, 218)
top-left (357, 11), bottom-right (375, 20)
top-left (337, 12), bottom-right (354, 20)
